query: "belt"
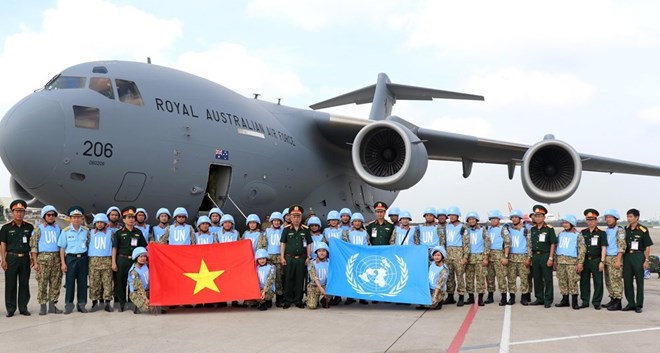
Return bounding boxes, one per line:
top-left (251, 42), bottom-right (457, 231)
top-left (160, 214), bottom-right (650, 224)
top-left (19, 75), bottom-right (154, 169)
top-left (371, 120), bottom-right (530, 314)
top-left (66, 253), bottom-right (87, 258)
top-left (532, 251), bottom-right (547, 255)
top-left (41, 251), bottom-right (59, 254)
top-left (7, 252), bottom-right (28, 257)
top-left (628, 250), bottom-right (643, 253)
top-left (118, 254), bottom-right (132, 259)
top-left (285, 254), bottom-right (303, 259)
top-left (586, 255), bottom-right (601, 260)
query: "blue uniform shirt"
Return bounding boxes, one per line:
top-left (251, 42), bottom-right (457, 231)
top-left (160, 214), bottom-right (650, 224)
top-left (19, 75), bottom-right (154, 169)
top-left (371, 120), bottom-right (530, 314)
top-left (58, 225), bottom-right (89, 254)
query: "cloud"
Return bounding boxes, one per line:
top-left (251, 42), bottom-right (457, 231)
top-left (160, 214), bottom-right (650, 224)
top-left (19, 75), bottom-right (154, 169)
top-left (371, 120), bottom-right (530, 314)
top-left (638, 106), bottom-right (660, 124)
top-left (464, 68), bottom-right (595, 108)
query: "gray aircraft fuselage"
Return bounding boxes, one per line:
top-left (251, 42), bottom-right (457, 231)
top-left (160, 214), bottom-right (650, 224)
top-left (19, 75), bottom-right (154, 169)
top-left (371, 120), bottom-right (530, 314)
top-left (0, 60), bottom-right (395, 222)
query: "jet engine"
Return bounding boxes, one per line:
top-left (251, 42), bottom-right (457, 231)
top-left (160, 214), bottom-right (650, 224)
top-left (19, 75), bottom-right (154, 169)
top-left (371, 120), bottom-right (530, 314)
top-left (521, 135), bottom-right (582, 203)
top-left (351, 119), bottom-right (428, 190)
top-left (10, 177), bottom-right (44, 207)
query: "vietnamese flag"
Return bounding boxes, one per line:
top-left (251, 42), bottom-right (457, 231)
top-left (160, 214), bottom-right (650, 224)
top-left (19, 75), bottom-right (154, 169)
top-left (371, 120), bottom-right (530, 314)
top-left (149, 240), bottom-right (261, 306)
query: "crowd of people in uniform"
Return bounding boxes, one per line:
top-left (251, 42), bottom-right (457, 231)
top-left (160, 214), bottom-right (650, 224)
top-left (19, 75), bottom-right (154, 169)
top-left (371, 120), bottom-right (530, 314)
top-left (0, 198), bottom-right (653, 317)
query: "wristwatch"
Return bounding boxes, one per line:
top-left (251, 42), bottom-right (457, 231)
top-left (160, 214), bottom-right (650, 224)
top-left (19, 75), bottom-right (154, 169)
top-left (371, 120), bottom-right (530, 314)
top-left (548, 257), bottom-right (553, 261)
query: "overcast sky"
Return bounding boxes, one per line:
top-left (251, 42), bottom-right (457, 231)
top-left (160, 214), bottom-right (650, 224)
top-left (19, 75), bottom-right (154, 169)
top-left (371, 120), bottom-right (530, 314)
top-left (1, 0), bottom-right (659, 220)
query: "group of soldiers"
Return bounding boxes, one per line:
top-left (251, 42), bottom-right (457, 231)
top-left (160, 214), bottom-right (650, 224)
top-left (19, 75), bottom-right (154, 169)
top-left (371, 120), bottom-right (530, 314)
top-left (0, 198), bottom-right (653, 316)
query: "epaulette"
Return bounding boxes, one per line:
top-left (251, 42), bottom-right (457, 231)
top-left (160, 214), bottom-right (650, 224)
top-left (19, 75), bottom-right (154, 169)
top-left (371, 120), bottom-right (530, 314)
top-left (62, 225), bottom-right (71, 232)
top-left (384, 219), bottom-right (393, 225)
top-left (302, 224), bottom-right (309, 229)
top-left (82, 226), bottom-right (90, 231)
top-left (365, 220), bottom-right (376, 225)
top-left (639, 225), bottom-right (647, 232)
top-left (283, 224), bottom-right (291, 228)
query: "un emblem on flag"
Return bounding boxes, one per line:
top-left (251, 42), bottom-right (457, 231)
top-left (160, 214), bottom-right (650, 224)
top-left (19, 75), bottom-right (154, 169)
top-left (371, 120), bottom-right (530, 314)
top-left (346, 254), bottom-right (408, 297)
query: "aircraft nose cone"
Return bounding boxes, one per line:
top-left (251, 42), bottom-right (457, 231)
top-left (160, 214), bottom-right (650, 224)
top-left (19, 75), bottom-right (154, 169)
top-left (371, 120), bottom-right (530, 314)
top-left (0, 95), bottom-right (64, 188)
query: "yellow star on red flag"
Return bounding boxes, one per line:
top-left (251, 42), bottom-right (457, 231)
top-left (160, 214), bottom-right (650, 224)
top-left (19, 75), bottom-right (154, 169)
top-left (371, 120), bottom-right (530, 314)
top-left (183, 259), bottom-right (225, 295)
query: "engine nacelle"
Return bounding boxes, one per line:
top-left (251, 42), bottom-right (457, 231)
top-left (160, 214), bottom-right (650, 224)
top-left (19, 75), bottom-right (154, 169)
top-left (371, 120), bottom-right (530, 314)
top-left (351, 119), bottom-right (428, 190)
top-left (10, 177), bottom-right (44, 208)
top-left (521, 136), bottom-right (582, 203)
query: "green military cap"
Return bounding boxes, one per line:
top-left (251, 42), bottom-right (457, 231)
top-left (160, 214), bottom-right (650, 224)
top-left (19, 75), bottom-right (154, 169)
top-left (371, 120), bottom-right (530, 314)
top-left (289, 204), bottom-right (304, 215)
top-left (9, 199), bottom-right (27, 211)
top-left (68, 205), bottom-right (85, 217)
top-left (122, 206), bottom-right (137, 218)
top-left (374, 201), bottom-right (388, 211)
top-left (583, 208), bottom-right (599, 219)
top-left (532, 204), bottom-right (548, 215)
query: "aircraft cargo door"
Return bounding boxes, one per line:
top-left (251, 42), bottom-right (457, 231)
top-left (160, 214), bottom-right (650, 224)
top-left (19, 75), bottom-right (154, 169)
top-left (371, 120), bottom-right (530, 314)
top-left (198, 164), bottom-right (232, 212)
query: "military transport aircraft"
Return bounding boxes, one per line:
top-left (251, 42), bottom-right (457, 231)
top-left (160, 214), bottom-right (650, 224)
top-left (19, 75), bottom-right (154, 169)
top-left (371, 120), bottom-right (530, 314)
top-left (1, 60), bottom-right (660, 223)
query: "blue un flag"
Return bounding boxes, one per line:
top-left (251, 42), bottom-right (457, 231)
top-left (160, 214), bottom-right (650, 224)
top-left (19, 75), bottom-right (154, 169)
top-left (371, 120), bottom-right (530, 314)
top-left (327, 238), bottom-right (431, 305)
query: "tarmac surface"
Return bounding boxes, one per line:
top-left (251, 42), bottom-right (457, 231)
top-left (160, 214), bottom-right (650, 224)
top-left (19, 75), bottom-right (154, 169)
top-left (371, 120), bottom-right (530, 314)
top-left (0, 228), bottom-right (658, 353)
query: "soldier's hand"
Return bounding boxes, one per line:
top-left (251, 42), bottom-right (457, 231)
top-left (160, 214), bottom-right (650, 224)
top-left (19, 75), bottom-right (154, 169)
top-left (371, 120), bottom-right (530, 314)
top-left (320, 287), bottom-right (326, 296)
top-left (501, 258), bottom-right (509, 266)
top-left (305, 258), bottom-right (310, 266)
top-left (1, 260), bottom-right (7, 272)
top-left (112, 263), bottom-right (118, 272)
top-left (524, 259), bottom-right (531, 267)
top-left (32, 263), bottom-right (40, 271)
top-left (643, 259), bottom-right (649, 271)
top-left (461, 258), bottom-right (468, 266)
top-left (577, 263), bottom-right (583, 273)
top-left (61, 264), bottom-right (67, 273)
top-left (546, 259), bottom-right (553, 267)
top-left (482, 259), bottom-right (488, 266)
top-left (614, 259), bottom-right (621, 269)
top-left (598, 262), bottom-right (604, 272)
top-left (280, 256), bottom-right (287, 266)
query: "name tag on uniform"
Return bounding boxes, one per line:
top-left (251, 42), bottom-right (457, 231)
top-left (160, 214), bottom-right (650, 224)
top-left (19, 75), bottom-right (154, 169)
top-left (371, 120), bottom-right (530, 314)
top-left (631, 241), bottom-right (639, 250)
top-left (539, 233), bottom-right (546, 242)
top-left (591, 237), bottom-right (598, 246)
top-left (371, 229), bottom-right (378, 238)
top-left (302, 240), bottom-right (307, 247)
top-left (22, 236), bottom-right (27, 243)
top-left (131, 238), bottom-right (138, 247)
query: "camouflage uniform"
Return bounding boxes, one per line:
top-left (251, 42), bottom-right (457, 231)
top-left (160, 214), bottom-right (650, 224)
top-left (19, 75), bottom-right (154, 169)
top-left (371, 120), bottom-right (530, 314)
top-left (256, 234), bottom-right (283, 296)
top-left (507, 227), bottom-right (532, 294)
top-left (649, 255), bottom-right (660, 278)
top-left (446, 225), bottom-right (470, 295)
top-left (556, 232), bottom-right (586, 295)
top-left (89, 257), bottom-right (113, 301)
top-left (128, 268), bottom-right (149, 312)
top-left (604, 226), bottom-right (626, 299)
top-left (30, 227), bottom-right (62, 304)
top-left (431, 266), bottom-right (449, 308)
top-left (465, 226), bottom-right (491, 294)
top-left (306, 261), bottom-right (328, 309)
top-left (259, 266), bottom-right (276, 303)
top-left (487, 226), bottom-right (511, 294)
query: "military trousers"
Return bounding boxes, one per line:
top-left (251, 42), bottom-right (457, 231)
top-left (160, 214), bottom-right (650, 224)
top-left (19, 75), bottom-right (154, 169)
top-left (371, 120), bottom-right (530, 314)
top-left (531, 252), bottom-right (553, 304)
top-left (445, 247), bottom-right (466, 295)
top-left (507, 254), bottom-right (530, 294)
top-left (604, 255), bottom-right (623, 299)
top-left (466, 254), bottom-right (487, 294)
top-left (556, 260), bottom-right (580, 295)
top-left (5, 253), bottom-right (31, 314)
top-left (268, 254), bottom-right (284, 295)
top-left (89, 256), bottom-right (113, 301)
top-left (35, 252), bottom-right (62, 304)
top-left (487, 250), bottom-right (508, 293)
top-left (623, 252), bottom-right (645, 309)
top-left (283, 255), bottom-right (305, 305)
top-left (64, 254), bottom-right (88, 305)
top-left (306, 283), bottom-right (326, 309)
top-left (115, 256), bottom-right (133, 305)
top-left (580, 257), bottom-right (603, 305)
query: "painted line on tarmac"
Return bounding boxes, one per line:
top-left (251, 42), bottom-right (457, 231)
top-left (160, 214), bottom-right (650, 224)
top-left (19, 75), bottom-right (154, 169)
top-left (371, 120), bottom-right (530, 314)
top-left (460, 343), bottom-right (499, 351)
top-left (510, 326), bottom-right (660, 346)
top-left (498, 304), bottom-right (511, 353)
top-left (447, 304), bottom-right (479, 353)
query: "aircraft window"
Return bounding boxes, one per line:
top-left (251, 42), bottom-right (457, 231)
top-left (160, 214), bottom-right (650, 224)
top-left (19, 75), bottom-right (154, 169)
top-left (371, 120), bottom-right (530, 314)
top-left (116, 79), bottom-right (144, 106)
top-left (92, 66), bottom-right (108, 74)
top-left (45, 75), bottom-right (86, 90)
top-left (89, 77), bottom-right (115, 99)
top-left (73, 105), bottom-right (100, 130)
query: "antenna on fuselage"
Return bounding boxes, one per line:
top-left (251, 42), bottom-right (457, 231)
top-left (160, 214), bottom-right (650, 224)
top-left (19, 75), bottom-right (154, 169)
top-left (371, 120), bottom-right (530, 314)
top-left (147, 57), bottom-right (151, 64)
top-left (277, 98), bottom-right (282, 105)
top-left (253, 93), bottom-right (260, 99)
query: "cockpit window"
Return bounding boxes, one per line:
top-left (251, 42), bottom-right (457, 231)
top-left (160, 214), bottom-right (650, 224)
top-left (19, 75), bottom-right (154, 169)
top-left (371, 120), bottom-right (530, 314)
top-left (116, 79), bottom-right (144, 106)
top-left (89, 77), bottom-right (115, 99)
top-left (45, 75), bottom-right (86, 90)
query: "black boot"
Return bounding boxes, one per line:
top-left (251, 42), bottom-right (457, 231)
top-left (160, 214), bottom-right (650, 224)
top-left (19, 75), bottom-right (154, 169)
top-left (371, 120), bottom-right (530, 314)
top-left (258, 301), bottom-right (268, 311)
top-left (39, 304), bottom-right (47, 316)
top-left (466, 294), bottom-right (475, 305)
top-left (77, 304), bottom-right (88, 313)
top-left (499, 293), bottom-right (508, 306)
top-left (478, 293), bottom-right (485, 306)
top-left (521, 293), bottom-right (529, 306)
top-left (49, 302), bottom-right (63, 314)
top-left (104, 301), bottom-right (113, 312)
top-left (444, 294), bottom-right (456, 304)
top-left (602, 297), bottom-right (613, 308)
top-left (555, 295), bottom-right (569, 307)
top-left (508, 294), bottom-right (516, 305)
top-left (484, 292), bottom-right (494, 304)
top-left (64, 304), bottom-right (74, 315)
top-left (275, 295), bottom-right (283, 307)
top-left (571, 294), bottom-right (580, 310)
top-left (457, 295), bottom-right (465, 307)
top-left (607, 299), bottom-right (622, 311)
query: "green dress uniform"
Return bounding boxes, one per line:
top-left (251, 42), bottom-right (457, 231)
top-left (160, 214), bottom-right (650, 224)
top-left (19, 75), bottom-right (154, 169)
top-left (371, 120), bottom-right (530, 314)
top-left (580, 227), bottom-right (607, 308)
top-left (530, 223), bottom-right (557, 305)
top-left (365, 220), bottom-right (394, 246)
top-left (280, 224), bottom-right (312, 307)
top-left (112, 226), bottom-right (146, 308)
top-left (623, 224), bottom-right (653, 311)
top-left (0, 220), bottom-right (34, 315)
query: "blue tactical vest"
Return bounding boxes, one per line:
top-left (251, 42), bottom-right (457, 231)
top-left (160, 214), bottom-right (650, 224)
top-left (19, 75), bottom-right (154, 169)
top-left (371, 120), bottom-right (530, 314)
top-left (445, 223), bottom-right (464, 247)
top-left (218, 229), bottom-right (239, 243)
top-left (556, 231), bottom-right (578, 257)
top-left (394, 225), bottom-right (416, 246)
top-left (469, 228), bottom-right (485, 254)
top-left (195, 232), bottom-right (215, 245)
top-left (488, 226), bottom-right (504, 251)
top-left (266, 227), bottom-right (283, 254)
top-left (605, 226), bottom-right (622, 256)
top-left (152, 225), bottom-right (167, 242)
top-left (340, 224), bottom-right (351, 233)
top-left (88, 229), bottom-right (112, 257)
top-left (168, 224), bottom-right (191, 245)
top-left (242, 231), bottom-right (261, 252)
top-left (429, 263), bottom-right (448, 290)
top-left (136, 224), bottom-right (150, 243)
top-left (349, 229), bottom-right (368, 245)
top-left (324, 227), bottom-right (343, 241)
top-left (257, 264), bottom-right (275, 291)
top-left (210, 225), bottom-right (221, 235)
top-left (37, 223), bottom-right (60, 252)
top-left (314, 260), bottom-right (329, 286)
top-left (418, 224), bottom-right (440, 248)
top-left (310, 234), bottom-right (324, 259)
top-left (128, 264), bottom-right (149, 292)
top-left (508, 227), bottom-right (528, 254)
top-left (107, 225), bottom-right (120, 235)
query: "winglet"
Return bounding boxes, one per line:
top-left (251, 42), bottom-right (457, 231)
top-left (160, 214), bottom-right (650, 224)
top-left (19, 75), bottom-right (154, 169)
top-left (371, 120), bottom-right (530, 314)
top-left (309, 73), bottom-right (484, 120)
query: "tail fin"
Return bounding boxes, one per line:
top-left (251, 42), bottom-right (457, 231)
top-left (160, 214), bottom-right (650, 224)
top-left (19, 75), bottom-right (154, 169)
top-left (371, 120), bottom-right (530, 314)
top-left (309, 73), bottom-right (484, 120)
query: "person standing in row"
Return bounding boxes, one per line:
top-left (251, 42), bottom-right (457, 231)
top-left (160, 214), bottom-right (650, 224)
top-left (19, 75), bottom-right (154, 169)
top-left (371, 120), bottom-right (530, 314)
top-left (242, 214), bottom-right (263, 253)
top-left (579, 209), bottom-right (607, 310)
top-left (135, 208), bottom-right (150, 244)
top-left (1, 200), bottom-right (34, 317)
top-left (366, 202), bottom-right (394, 246)
top-left (506, 210), bottom-right (531, 305)
top-left (554, 215), bottom-right (585, 310)
top-left (464, 212), bottom-right (490, 306)
top-left (88, 213), bottom-right (114, 312)
top-left (529, 205), bottom-right (557, 308)
top-left (622, 208), bottom-right (653, 313)
top-left (150, 208), bottom-right (170, 243)
top-left (602, 209), bottom-right (626, 311)
top-left (112, 206), bottom-right (147, 312)
top-left (30, 205), bottom-right (63, 315)
top-left (279, 205), bottom-right (312, 309)
top-left (485, 210), bottom-right (510, 306)
top-left (391, 211), bottom-right (417, 246)
top-left (443, 207), bottom-right (470, 306)
top-left (257, 211), bottom-right (285, 307)
top-left (58, 206), bottom-right (90, 314)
